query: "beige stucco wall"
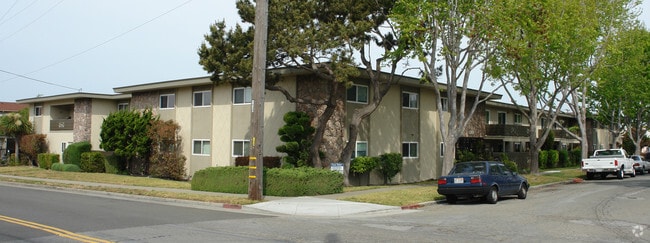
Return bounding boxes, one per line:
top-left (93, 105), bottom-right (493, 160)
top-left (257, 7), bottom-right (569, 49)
top-left (90, 99), bottom-right (118, 150)
top-left (420, 88), bottom-right (440, 180)
top-left (212, 84), bottom-right (233, 168)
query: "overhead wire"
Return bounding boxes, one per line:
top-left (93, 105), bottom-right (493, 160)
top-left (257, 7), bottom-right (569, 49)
top-left (0, 0), bottom-right (65, 43)
top-left (0, 0), bottom-right (193, 92)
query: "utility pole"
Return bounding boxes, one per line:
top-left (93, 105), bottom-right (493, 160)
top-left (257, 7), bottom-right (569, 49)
top-left (249, 0), bottom-right (268, 201)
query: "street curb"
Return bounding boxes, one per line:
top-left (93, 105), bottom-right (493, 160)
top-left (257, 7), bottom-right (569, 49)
top-left (223, 203), bottom-right (242, 210)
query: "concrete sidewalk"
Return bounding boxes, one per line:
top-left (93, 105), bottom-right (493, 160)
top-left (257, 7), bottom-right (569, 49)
top-left (0, 174), bottom-right (422, 217)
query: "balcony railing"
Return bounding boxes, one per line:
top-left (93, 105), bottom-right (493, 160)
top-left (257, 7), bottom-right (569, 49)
top-left (486, 124), bottom-right (529, 137)
top-left (50, 119), bottom-right (73, 131)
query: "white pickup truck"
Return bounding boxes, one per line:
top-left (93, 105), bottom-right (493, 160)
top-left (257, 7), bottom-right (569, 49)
top-left (581, 148), bottom-right (636, 180)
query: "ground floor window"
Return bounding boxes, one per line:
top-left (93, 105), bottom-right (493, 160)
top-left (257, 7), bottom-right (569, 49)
top-left (402, 142), bottom-right (418, 158)
top-left (232, 140), bottom-right (250, 157)
top-left (192, 140), bottom-right (210, 155)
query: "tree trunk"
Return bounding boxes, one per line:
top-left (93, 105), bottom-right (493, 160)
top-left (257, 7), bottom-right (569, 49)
top-left (529, 125), bottom-right (540, 174)
top-left (310, 102), bottom-right (336, 169)
top-left (14, 136), bottom-right (20, 165)
top-left (340, 123), bottom-right (359, 186)
top-left (440, 137), bottom-right (458, 176)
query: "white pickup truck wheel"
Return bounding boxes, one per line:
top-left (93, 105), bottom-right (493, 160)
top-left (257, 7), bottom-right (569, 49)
top-left (617, 167), bottom-right (624, 179)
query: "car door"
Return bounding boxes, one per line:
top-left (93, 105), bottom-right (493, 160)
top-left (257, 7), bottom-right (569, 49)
top-left (499, 164), bottom-right (518, 194)
top-left (488, 162), bottom-right (507, 192)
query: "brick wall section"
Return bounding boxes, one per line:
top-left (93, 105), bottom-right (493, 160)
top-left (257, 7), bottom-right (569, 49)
top-left (295, 75), bottom-right (346, 168)
top-left (73, 98), bottom-right (92, 142)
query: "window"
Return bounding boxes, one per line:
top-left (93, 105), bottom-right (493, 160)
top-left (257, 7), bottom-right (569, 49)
top-left (485, 110), bottom-right (490, 124)
top-left (117, 103), bottom-right (129, 111)
top-left (354, 141), bottom-right (368, 158)
top-left (346, 84), bottom-right (368, 103)
top-left (34, 106), bottom-right (42, 116)
top-left (440, 142), bottom-right (444, 157)
top-left (402, 142), bottom-right (418, 158)
top-left (441, 97), bottom-right (448, 111)
top-left (498, 112), bottom-right (506, 125)
top-left (233, 87), bottom-right (252, 104)
top-left (514, 142), bottom-right (522, 152)
top-left (232, 140), bottom-right (250, 157)
top-left (514, 113), bottom-right (522, 124)
top-left (402, 92), bottom-right (418, 109)
top-left (194, 90), bottom-right (212, 107)
top-left (160, 94), bottom-right (175, 109)
top-left (192, 140), bottom-right (211, 155)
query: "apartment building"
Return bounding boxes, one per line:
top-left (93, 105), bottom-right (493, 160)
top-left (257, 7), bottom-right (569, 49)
top-left (16, 67), bottom-right (612, 183)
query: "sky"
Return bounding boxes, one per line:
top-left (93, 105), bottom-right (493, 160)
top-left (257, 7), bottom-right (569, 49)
top-left (0, 0), bottom-right (649, 103)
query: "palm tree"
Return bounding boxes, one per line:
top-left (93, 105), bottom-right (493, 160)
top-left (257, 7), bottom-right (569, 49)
top-left (0, 108), bottom-right (33, 164)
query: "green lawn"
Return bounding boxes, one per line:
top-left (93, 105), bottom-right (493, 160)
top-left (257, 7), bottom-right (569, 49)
top-left (0, 166), bottom-right (584, 206)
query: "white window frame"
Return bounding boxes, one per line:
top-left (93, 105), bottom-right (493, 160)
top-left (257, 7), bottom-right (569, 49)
top-left (160, 93), bottom-right (175, 109)
top-left (34, 106), bottom-right (42, 116)
top-left (117, 103), bottom-right (129, 111)
top-left (485, 110), bottom-right (491, 124)
top-left (346, 84), bottom-right (368, 104)
top-left (441, 97), bottom-right (448, 111)
top-left (498, 112), bottom-right (507, 125)
top-left (514, 113), bottom-right (522, 124)
top-left (402, 142), bottom-right (419, 158)
top-left (193, 90), bottom-right (212, 107)
top-left (232, 139), bottom-right (251, 157)
top-left (233, 87), bottom-right (252, 105)
top-left (402, 91), bottom-right (418, 109)
top-left (192, 139), bottom-right (211, 156)
top-left (354, 141), bottom-right (368, 158)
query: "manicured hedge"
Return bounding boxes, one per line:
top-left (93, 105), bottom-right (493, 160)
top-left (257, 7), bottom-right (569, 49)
top-left (191, 166), bottom-right (249, 194)
top-left (37, 153), bottom-right (60, 169)
top-left (51, 163), bottom-right (82, 172)
top-left (80, 152), bottom-right (106, 173)
top-left (63, 141), bottom-right (91, 166)
top-left (264, 167), bottom-right (343, 196)
top-left (191, 166), bottom-right (344, 196)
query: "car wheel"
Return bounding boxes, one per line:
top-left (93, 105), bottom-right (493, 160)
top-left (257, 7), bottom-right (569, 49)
top-left (517, 184), bottom-right (528, 199)
top-left (446, 195), bottom-right (457, 204)
top-left (617, 167), bottom-right (624, 179)
top-left (486, 187), bottom-right (498, 204)
top-left (586, 172), bottom-right (594, 180)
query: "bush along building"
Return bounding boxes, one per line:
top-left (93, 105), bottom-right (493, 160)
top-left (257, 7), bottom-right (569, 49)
top-left (17, 67), bottom-right (614, 184)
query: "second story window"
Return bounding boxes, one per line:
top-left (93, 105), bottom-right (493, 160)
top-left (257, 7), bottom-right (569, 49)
top-left (402, 92), bottom-right (418, 109)
top-left (34, 106), bottom-right (42, 116)
top-left (485, 110), bottom-right (491, 124)
top-left (498, 112), bottom-right (506, 125)
top-left (233, 87), bottom-right (252, 104)
top-left (514, 113), bottom-right (522, 124)
top-left (346, 84), bottom-right (368, 103)
top-left (160, 94), bottom-right (175, 109)
top-left (194, 90), bottom-right (212, 107)
top-left (117, 103), bottom-right (129, 111)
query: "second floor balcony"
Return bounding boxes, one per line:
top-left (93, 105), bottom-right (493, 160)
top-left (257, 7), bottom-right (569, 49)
top-left (486, 124), bottom-right (529, 137)
top-left (50, 119), bottom-right (73, 131)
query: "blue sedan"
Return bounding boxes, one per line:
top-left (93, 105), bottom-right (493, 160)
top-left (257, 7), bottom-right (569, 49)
top-left (437, 161), bottom-right (529, 204)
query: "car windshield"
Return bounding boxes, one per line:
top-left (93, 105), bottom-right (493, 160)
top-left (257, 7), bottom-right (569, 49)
top-left (450, 162), bottom-right (486, 175)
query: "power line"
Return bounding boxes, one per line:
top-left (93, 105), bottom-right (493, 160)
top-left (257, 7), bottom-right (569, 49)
top-left (0, 0), bottom-right (192, 90)
top-left (0, 69), bottom-right (80, 92)
top-left (0, 0), bottom-right (65, 43)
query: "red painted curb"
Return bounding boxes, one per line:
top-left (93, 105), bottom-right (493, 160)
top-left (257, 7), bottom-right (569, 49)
top-left (223, 204), bottom-right (242, 209)
top-left (572, 178), bottom-right (584, 184)
top-left (401, 204), bottom-right (422, 210)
